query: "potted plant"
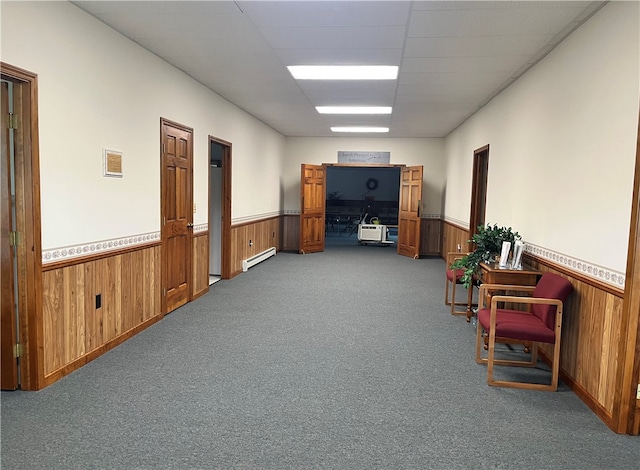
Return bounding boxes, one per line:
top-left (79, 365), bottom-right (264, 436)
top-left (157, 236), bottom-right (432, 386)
top-left (451, 224), bottom-right (522, 288)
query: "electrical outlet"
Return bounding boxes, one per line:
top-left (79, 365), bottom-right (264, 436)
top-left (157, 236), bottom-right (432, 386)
top-left (249, 239), bottom-right (253, 247)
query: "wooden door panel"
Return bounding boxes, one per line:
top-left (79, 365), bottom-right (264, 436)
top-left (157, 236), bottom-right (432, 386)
top-left (299, 164), bottom-right (325, 254)
top-left (301, 217), bottom-right (323, 245)
top-left (397, 165), bottom-right (423, 258)
top-left (162, 120), bottom-right (192, 314)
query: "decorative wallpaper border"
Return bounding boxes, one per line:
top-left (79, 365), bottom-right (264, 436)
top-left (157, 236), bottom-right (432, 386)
top-left (193, 223), bottom-right (208, 233)
top-left (42, 232), bottom-right (161, 264)
top-left (525, 243), bottom-right (625, 289)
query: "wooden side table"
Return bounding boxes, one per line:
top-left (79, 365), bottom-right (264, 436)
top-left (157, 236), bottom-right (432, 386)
top-left (466, 262), bottom-right (541, 321)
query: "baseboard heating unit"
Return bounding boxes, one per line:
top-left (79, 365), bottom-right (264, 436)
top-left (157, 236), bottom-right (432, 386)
top-left (242, 247), bottom-right (276, 272)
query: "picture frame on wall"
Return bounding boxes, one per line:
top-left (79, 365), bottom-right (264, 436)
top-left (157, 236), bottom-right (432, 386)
top-left (103, 148), bottom-right (123, 177)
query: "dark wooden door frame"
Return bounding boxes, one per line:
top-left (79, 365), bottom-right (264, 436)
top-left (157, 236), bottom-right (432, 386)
top-left (616, 111), bottom-right (640, 434)
top-left (1, 78), bottom-right (19, 390)
top-left (208, 136), bottom-right (232, 280)
top-left (469, 144), bottom-right (489, 241)
top-left (0, 62), bottom-right (43, 390)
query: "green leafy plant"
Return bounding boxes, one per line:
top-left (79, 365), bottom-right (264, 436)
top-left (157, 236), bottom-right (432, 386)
top-left (451, 224), bottom-right (522, 288)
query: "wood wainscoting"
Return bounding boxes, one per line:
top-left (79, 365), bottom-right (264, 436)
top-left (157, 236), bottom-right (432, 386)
top-left (283, 214), bottom-right (300, 252)
top-left (524, 255), bottom-right (629, 433)
top-left (420, 218), bottom-right (442, 256)
top-left (191, 231), bottom-right (209, 300)
top-left (41, 243), bottom-right (162, 386)
top-left (230, 216), bottom-right (282, 277)
top-left (442, 220), bottom-right (470, 257)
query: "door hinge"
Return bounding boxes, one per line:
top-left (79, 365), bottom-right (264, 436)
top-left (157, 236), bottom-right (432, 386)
top-left (162, 288), bottom-right (166, 297)
top-left (9, 231), bottom-right (20, 246)
top-left (13, 343), bottom-right (23, 358)
top-left (7, 112), bottom-right (18, 129)
top-left (636, 384), bottom-right (640, 400)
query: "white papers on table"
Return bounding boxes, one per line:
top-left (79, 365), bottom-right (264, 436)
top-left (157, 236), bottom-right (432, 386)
top-left (499, 241), bottom-right (511, 268)
top-left (512, 240), bottom-right (524, 269)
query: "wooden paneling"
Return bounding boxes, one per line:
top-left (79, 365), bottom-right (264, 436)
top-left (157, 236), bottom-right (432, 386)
top-left (441, 220), bottom-right (470, 259)
top-left (525, 257), bottom-right (625, 427)
top-left (191, 232), bottom-right (209, 299)
top-left (283, 214), bottom-right (300, 252)
top-left (230, 216), bottom-right (281, 277)
top-left (42, 245), bottom-right (162, 377)
top-left (420, 218), bottom-right (442, 256)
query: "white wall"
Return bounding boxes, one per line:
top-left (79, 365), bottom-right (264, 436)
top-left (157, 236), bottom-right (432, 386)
top-left (283, 137), bottom-right (446, 216)
top-left (1, 1), bottom-right (285, 253)
top-left (444, 1), bottom-right (639, 279)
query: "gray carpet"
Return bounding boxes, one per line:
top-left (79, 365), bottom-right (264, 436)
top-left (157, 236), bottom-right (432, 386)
top-left (2, 243), bottom-right (638, 469)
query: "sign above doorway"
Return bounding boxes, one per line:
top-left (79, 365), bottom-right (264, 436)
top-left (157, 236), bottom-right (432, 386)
top-left (337, 151), bottom-right (390, 164)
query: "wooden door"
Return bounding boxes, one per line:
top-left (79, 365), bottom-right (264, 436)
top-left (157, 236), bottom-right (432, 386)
top-left (397, 165), bottom-right (423, 258)
top-left (161, 119), bottom-right (193, 314)
top-left (299, 164), bottom-right (325, 254)
top-left (1, 80), bottom-right (18, 389)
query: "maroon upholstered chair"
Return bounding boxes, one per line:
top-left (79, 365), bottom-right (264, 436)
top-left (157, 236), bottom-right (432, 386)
top-left (475, 272), bottom-right (574, 391)
top-left (445, 252), bottom-right (476, 316)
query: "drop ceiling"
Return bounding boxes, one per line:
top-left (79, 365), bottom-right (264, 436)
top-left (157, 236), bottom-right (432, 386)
top-left (72, 1), bottom-right (606, 138)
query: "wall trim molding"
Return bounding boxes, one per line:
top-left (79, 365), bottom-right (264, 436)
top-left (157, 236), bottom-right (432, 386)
top-left (232, 211), bottom-right (281, 225)
top-left (525, 242), bottom-right (625, 289)
top-left (443, 216), bottom-right (469, 230)
top-left (42, 231), bottom-right (161, 264)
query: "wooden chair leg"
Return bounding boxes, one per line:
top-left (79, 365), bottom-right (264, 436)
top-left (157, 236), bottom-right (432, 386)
top-left (445, 277), bottom-right (451, 306)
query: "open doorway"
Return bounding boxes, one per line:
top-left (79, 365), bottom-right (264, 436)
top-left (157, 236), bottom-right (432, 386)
top-left (324, 166), bottom-right (401, 247)
top-left (209, 140), bottom-right (223, 285)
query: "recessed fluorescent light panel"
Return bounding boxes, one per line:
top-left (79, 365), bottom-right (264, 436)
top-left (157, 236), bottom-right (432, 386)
top-left (316, 106), bottom-right (392, 115)
top-left (331, 127), bottom-right (390, 133)
top-left (287, 65), bottom-right (398, 80)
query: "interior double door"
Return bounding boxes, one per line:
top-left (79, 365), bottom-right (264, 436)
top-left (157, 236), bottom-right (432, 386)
top-left (299, 163), bottom-right (422, 258)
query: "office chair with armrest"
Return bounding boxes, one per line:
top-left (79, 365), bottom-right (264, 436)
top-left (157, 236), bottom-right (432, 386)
top-left (475, 272), bottom-right (574, 391)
